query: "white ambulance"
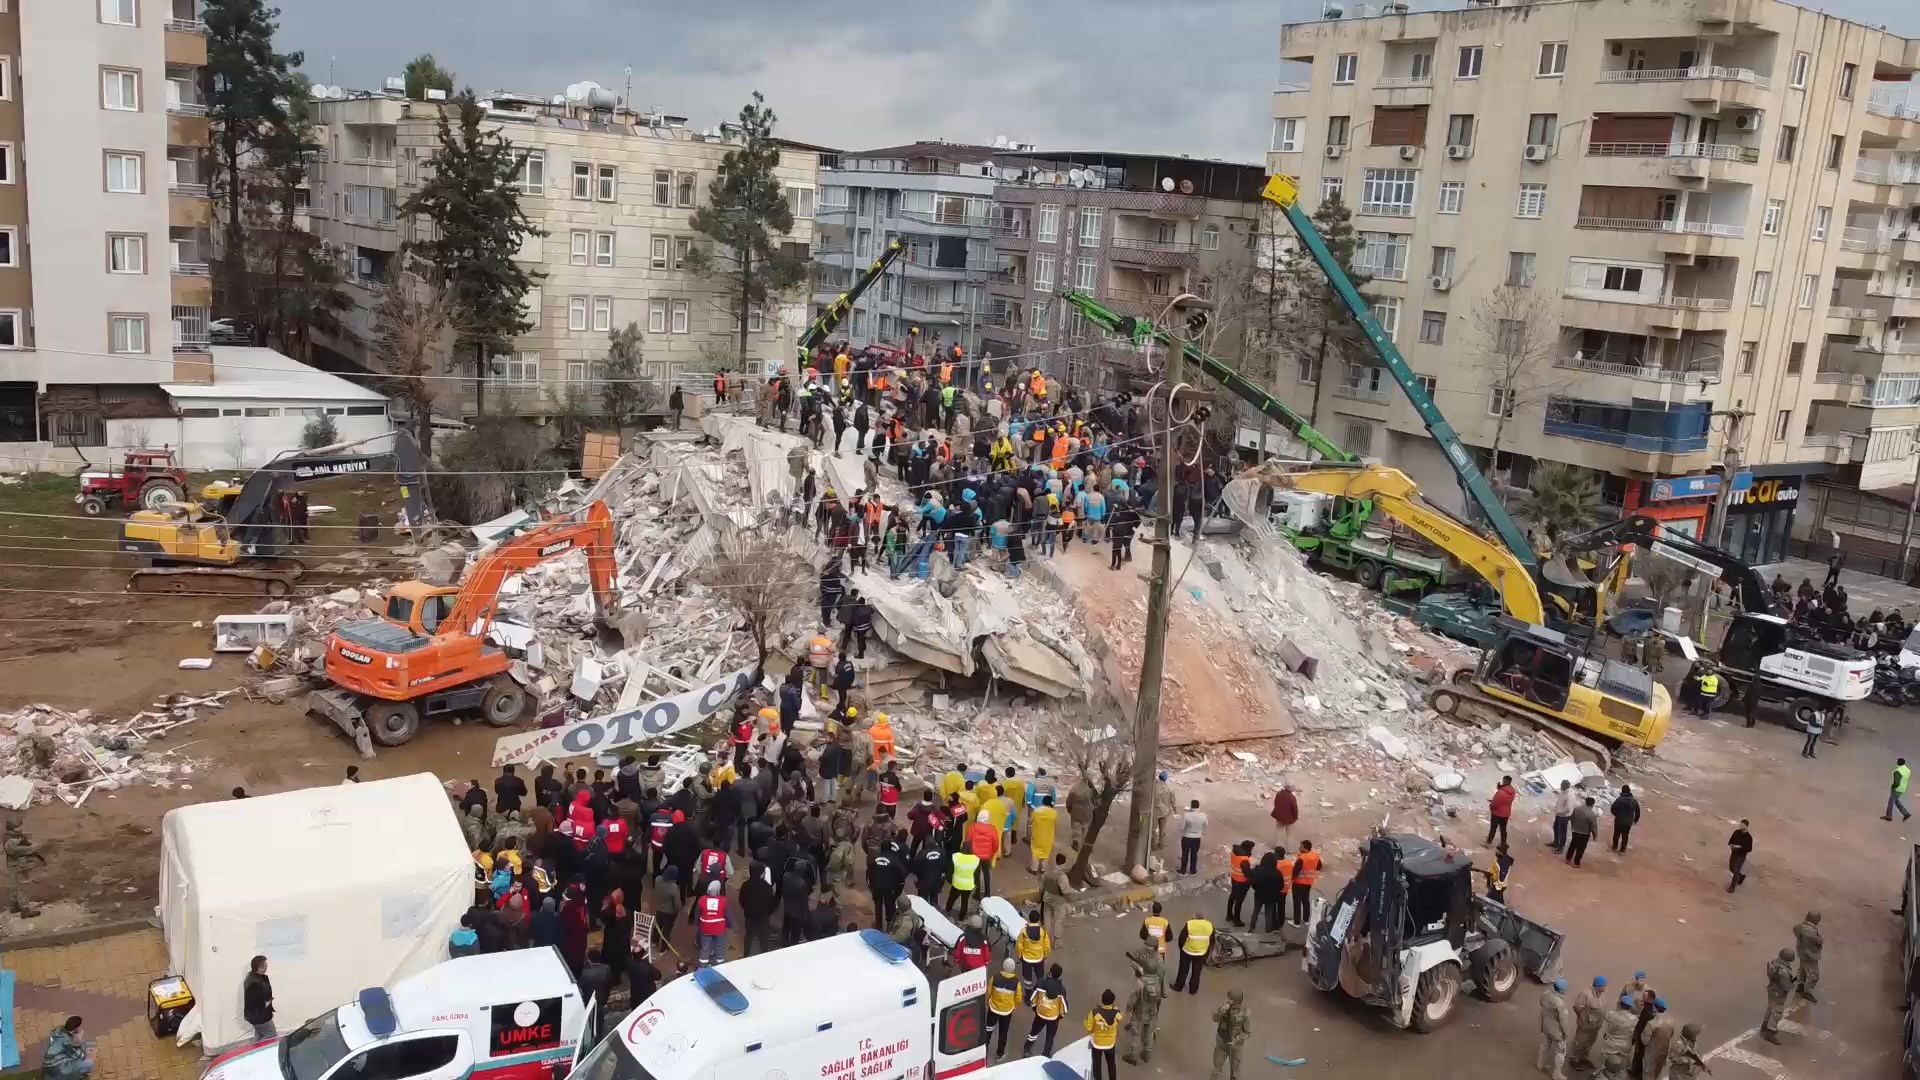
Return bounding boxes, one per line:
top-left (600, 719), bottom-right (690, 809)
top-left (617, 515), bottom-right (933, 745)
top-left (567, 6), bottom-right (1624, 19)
top-left (567, 930), bottom-right (989, 1080)
top-left (202, 949), bottom-right (588, 1080)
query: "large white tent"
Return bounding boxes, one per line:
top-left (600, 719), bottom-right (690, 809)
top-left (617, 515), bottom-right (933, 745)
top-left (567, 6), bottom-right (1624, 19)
top-left (158, 773), bottom-right (471, 1049)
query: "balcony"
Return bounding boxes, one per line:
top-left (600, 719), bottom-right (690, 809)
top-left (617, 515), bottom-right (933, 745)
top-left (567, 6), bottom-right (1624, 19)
top-left (172, 305), bottom-right (211, 351)
top-left (1587, 141), bottom-right (1757, 162)
top-left (1544, 396), bottom-right (1710, 453)
top-left (1840, 226), bottom-right (1893, 253)
top-left (1372, 75), bottom-right (1432, 107)
top-left (1868, 91), bottom-right (1920, 123)
top-left (1596, 65), bottom-right (1770, 109)
top-left (1332, 381), bottom-right (1394, 404)
top-left (1554, 352), bottom-right (1720, 384)
top-left (1573, 215), bottom-right (1744, 239)
top-left (1803, 431), bottom-right (1867, 464)
top-left (1106, 235), bottom-right (1198, 270)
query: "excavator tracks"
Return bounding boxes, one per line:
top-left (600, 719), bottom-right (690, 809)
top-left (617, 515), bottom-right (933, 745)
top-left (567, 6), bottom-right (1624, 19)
top-left (1423, 679), bottom-right (1614, 772)
top-left (130, 564), bottom-right (302, 597)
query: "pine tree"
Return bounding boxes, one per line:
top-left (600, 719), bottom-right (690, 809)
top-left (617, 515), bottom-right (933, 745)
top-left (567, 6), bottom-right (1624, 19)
top-left (399, 93), bottom-right (544, 416)
top-left (403, 54), bottom-right (455, 101)
top-left (687, 92), bottom-right (809, 368)
top-left (202, 0), bottom-right (302, 316)
top-left (601, 322), bottom-right (652, 426)
top-left (1277, 193), bottom-right (1373, 429)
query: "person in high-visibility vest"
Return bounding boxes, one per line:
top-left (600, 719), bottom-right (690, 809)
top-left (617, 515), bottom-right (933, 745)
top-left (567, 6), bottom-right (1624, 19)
top-left (691, 880), bottom-right (730, 967)
top-left (1015, 909), bottom-right (1051, 985)
top-left (1023, 964), bottom-right (1069, 1059)
top-left (939, 361), bottom-right (954, 385)
top-left (1226, 841), bottom-right (1254, 927)
top-left (713, 368), bottom-right (729, 404)
top-left (870, 714), bottom-right (896, 769)
top-left (1692, 666), bottom-right (1720, 718)
top-left (1170, 913), bottom-right (1213, 995)
top-left (1139, 901), bottom-right (1170, 956)
top-left (1890, 757), bottom-right (1914, 822)
top-left (986, 958), bottom-right (1023, 1061)
top-left (947, 849), bottom-right (980, 919)
top-left (1274, 848), bottom-right (1295, 931)
top-left (1083, 990), bottom-right (1122, 1080)
top-left (1292, 840), bottom-right (1323, 926)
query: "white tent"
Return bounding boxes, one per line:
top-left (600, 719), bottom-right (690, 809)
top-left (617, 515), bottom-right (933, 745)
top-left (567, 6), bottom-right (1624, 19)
top-left (158, 773), bottom-right (471, 1049)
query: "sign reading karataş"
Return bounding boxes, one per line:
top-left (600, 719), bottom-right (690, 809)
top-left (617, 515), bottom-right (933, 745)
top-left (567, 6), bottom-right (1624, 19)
top-left (491, 664), bottom-right (755, 767)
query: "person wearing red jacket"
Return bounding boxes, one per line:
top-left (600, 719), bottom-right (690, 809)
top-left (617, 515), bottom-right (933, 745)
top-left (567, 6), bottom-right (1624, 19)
top-left (952, 917), bottom-right (992, 970)
top-left (566, 790), bottom-right (595, 851)
top-left (1486, 775), bottom-right (1517, 846)
top-left (731, 710), bottom-right (753, 770)
top-left (968, 810), bottom-right (1001, 898)
top-left (602, 812), bottom-right (629, 855)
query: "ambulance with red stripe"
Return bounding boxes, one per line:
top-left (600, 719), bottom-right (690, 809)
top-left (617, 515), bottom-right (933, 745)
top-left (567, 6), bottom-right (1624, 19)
top-left (567, 930), bottom-right (988, 1080)
top-left (202, 950), bottom-right (587, 1080)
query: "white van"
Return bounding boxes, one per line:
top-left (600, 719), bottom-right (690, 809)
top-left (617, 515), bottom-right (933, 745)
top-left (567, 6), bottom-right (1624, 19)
top-left (568, 930), bottom-right (988, 1080)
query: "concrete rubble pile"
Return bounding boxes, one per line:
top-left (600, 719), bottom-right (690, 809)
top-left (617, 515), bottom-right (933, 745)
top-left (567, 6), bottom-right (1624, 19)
top-left (0, 695), bottom-right (224, 807)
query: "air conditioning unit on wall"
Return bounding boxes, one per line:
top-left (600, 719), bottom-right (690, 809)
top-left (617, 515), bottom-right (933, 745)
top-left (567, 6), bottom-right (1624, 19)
top-left (1397, 145), bottom-right (1420, 161)
top-left (1326, 145), bottom-right (1344, 159)
top-left (1430, 275), bottom-right (1453, 291)
top-left (1446, 144), bottom-right (1472, 160)
top-left (1523, 144), bottom-right (1552, 162)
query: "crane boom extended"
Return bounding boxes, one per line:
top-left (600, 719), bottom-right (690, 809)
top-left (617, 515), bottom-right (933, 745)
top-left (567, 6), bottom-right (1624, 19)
top-left (1056, 289), bottom-right (1353, 464)
top-left (798, 238), bottom-right (906, 362)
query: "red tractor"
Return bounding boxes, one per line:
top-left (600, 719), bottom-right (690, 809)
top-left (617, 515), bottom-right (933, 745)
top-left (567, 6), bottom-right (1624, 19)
top-left (76, 449), bottom-right (187, 516)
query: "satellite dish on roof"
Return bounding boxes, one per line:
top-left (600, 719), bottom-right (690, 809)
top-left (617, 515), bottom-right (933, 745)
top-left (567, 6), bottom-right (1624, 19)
top-left (1160, 177), bottom-right (1176, 192)
top-left (1068, 169), bottom-right (1086, 187)
top-left (1178, 178), bottom-right (1195, 194)
top-left (309, 84), bottom-right (328, 100)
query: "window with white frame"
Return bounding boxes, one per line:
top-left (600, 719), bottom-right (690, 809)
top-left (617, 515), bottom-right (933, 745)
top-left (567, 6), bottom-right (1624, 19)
top-left (568, 296), bottom-right (588, 331)
top-left (653, 170), bottom-right (672, 206)
top-left (650, 236), bottom-right (669, 270)
top-left (1355, 231), bottom-right (1409, 280)
top-left (1297, 355), bottom-right (1318, 384)
top-left (1537, 41), bottom-right (1567, 77)
top-left (1037, 204), bottom-right (1060, 243)
top-left (748, 304), bottom-right (764, 333)
top-left (102, 68), bottom-right (139, 111)
top-left (1762, 200), bottom-right (1783, 235)
top-left (785, 185), bottom-right (815, 219)
top-left (1074, 256), bottom-right (1096, 290)
top-left (0, 57), bottom-right (13, 101)
top-left (1078, 207), bottom-right (1102, 244)
top-left (1516, 183), bottom-right (1547, 219)
top-left (1030, 301), bottom-right (1051, 339)
top-left (1789, 51), bottom-right (1810, 89)
top-left (1799, 273), bottom-right (1818, 308)
top-left (571, 231), bottom-right (590, 266)
top-left (1812, 206), bottom-right (1831, 241)
top-left (1416, 374), bottom-right (1438, 397)
top-left (1370, 298), bottom-right (1400, 340)
top-left (1431, 246), bottom-right (1456, 279)
top-left (521, 287), bottom-right (542, 327)
top-left (1361, 168), bottom-right (1417, 215)
top-left (0, 228), bottom-right (16, 268)
top-left (675, 172), bottom-right (696, 208)
top-left (1322, 176), bottom-right (1345, 204)
top-left (1457, 45), bottom-right (1483, 78)
top-left (1410, 52), bottom-right (1433, 80)
top-left (490, 351), bottom-right (541, 386)
top-left (648, 299), bottom-right (667, 334)
top-left (1437, 181), bottom-right (1464, 214)
top-left (1420, 310), bottom-right (1446, 344)
top-left (1327, 115), bottom-right (1350, 148)
top-left (1750, 270), bottom-right (1772, 305)
top-left (1033, 253), bottom-right (1056, 291)
top-left (0, 309), bottom-right (20, 348)
top-left (1507, 251), bottom-right (1537, 287)
top-left (1840, 63), bottom-right (1858, 100)
top-left (514, 151), bottom-right (545, 195)
top-left (109, 314), bottom-right (146, 353)
top-left (594, 232), bottom-right (614, 267)
top-left (1201, 224), bottom-right (1219, 251)
top-left (593, 297), bottom-right (612, 332)
top-left (673, 237), bottom-right (691, 270)
top-left (1488, 385), bottom-right (1514, 417)
top-left (105, 151), bottom-right (141, 193)
top-left (597, 164), bottom-right (617, 201)
top-left (671, 299), bottom-right (689, 333)
top-left (100, 0), bottom-right (136, 24)
top-left (572, 162), bottom-right (592, 199)
top-left (1271, 118), bottom-right (1302, 153)
top-left (1333, 53), bottom-right (1359, 84)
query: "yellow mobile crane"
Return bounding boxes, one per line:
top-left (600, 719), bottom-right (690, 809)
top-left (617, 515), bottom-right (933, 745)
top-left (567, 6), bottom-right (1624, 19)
top-left (1259, 463), bottom-right (1671, 767)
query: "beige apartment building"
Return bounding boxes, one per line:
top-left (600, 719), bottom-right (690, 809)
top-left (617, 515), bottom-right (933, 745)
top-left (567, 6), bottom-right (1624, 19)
top-left (1271, 0), bottom-right (1920, 565)
top-left (305, 89), bottom-right (819, 420)
top-left (0, 0), bottom-right (213, 459)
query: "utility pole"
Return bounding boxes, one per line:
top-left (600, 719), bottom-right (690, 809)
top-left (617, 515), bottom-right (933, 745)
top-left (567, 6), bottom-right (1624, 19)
top-left (1697, 408), bottom-right (1748, 643)
top-left (1124, 294), bottom-right (1199, 874)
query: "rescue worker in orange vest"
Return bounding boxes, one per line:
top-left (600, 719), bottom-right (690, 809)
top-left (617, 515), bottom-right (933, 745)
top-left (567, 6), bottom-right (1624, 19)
top-left (713, 368), bottom-right (729, 404)
top-left (1170, 913), bottom-right (1213, 995)
top-left (807, 633), bottom-right (834, 696)
top-left (986, 958), bottom-right (1023, 1060)
top-left (1226, 840), bottom-right (1255, 927)
top-left (691, 879), bottom-right (729, 966)
top-left (939, 360), bottom-right (954, 385)
top-left (1274, 848), bottom-right (1296, 930)
top-left (870, 713), bottom-right (897, 769)
top-left (1139, 901), bottom-right (1170, 956)
top-left (1084, 990), bottom-right (1123, 1080)
top-left (1292, 839), bottom-right (1323, 926)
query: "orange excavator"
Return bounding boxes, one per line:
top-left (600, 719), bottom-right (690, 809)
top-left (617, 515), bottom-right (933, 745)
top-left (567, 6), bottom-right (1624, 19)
top-left (307, 500), bottom-right (620, 754)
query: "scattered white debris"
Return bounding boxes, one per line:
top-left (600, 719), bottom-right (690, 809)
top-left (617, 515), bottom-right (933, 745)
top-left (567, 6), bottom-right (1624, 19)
top-left (177, 658), bottom-right (212, 670)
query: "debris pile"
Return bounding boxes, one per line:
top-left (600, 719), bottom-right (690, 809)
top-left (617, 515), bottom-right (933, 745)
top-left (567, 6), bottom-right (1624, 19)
top-left (0, 695), bottom-right (225, 806)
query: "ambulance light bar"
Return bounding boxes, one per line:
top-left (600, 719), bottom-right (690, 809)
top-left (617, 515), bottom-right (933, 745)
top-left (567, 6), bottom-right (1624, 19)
top-left (358, 988), bottom-right (398, 1038)
top-left (693, 968), bottom-right (750, 1015)
top-left (858, 929), bottom-right (910, 965)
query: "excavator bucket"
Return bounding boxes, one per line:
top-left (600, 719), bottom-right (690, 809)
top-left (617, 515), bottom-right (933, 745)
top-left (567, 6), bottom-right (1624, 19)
top-left (1478, 897), bottom-right (1565, 983)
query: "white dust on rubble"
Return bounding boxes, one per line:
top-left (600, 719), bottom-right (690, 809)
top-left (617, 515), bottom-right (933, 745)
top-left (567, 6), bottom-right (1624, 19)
top-left (0, 694), bottom-right (227, 806)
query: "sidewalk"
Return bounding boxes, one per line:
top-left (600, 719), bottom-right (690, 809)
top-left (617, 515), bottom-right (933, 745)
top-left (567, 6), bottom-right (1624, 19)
top-left (7, 927), bottom-right (199, 1080)
top-left (1757, 555), bottom-right (1920, 616)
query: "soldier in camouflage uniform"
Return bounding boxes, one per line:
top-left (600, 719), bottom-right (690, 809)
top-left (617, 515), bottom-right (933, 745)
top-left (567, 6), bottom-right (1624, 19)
top-left (1666, 1022), bottom-right (1708, 1079)
top-left (1596, 1052), bottom-right (1630, 1080)
top-left (1794, 911), bottom-right (1823, 1001)
top-left (1537, 978), bottom-right (1572, 1080)
top-left (1763, 947), bottom-right (1796, 1043)
top-left (1041, 854), bottom-right (1073, 942)
top-left (1210, 989), bottom-right (1250, 1080)
top-left (1121, 944), bottom-right (1165, 1065)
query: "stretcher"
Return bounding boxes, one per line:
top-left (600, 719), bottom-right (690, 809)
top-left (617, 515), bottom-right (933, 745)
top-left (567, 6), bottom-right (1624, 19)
top-left (1207, 922), bottom-right (1309, 966)
top-left (906, 894), bottom-right (962, 968)
top-left (979, 895), bottom-right (1026, 947)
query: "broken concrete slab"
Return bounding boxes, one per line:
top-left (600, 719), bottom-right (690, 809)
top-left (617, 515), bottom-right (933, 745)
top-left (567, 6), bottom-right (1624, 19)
top-left (1275, 637), bottom-right (1319, 679)
top-left (1367, 724), bottom-right (1409, 760)
top-left (0, 774), bottom-right (34, 810)
top-left (213, 613), bottom-right (300, 653)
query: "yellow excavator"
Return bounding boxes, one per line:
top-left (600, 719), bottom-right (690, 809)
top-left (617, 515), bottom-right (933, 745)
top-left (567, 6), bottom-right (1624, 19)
top-left (1256, 463), bottom-right (1670, 767)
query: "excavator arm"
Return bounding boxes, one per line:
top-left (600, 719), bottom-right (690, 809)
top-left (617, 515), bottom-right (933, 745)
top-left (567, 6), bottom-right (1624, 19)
top-left (1559, 513), bottom-right (1777, 615)
top-left (442, 500), bottom-right (619, 639)
top-left (798, 238), bottom-right (906, 362)
top-left (226, 430), bottom-right (432, 537)
top-left (1260, 464), bottom-right (1548, 626)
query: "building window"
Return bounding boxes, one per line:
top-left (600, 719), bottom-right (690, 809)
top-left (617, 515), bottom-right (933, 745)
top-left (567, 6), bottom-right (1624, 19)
top-left (1773, 409), bottom-right (1791, 440)
top-left (0, 309), bottom-right (18, 348)
top-left (1410, 53), bottom-right (1432, 80)
top-left (593, 297), bottom-right (612, 332)
top-left (1526, 113), bottom-right (1558, 149)
top-left (1446, 114), bottom-right (1475, 148)
top-left (784, 185), bottom-right (814, 218)
top-left (1355, 231), bottom-right (1409, 280)
top-left (1431, 246), bottom-right (1455, 278)
top-left (1437, 181), bottom-right (1464, 214)
top-left (1327, 115), bottom-right (1350, 148)
top-left (594, 232), bottom-right (614, 267)
top-left (1078, 207), bottom-right (1101, 244)
top-left (1341, 420), bottom-right (1374, 455)
top-left (1416, 374), bottom-right (1439, 396)
top-left (1762, 200), bottom-right (1783, 235)
top-left (1370, 297), bottom-right (1400, 340)
top-left (514, 151), bottom-right (545, 195)
top-left (1750, 269), bottom-right (1771, 305)
top-left (105, 151), bottom-right (142, 193)
top-left (1799, 274), bottom-right (1818, 308)
top-left (1322, 176), bottom-right (1345, 204)
top-left (1515, 183), bottom-right (1547, 219)
top-left (1537, 41), bottom-right (1567, 77)
top-left (673, 237), bottom-right (691, 270)
top-left (1037, 204), bottom-right (1059, 243)
top-left (490, 352), bottom-right (541, 386)
top-left (100, 0), bottom-right (136, 24)
top-left (653, 169), bottom-right (672, 206)
top-left (1489, 386), bottom-right (1514, 417)
top-left (1457, 45), bottom-right (1483, 79)
top-left (648, 299), bottom-right (667, 334)
top-left (1777, 125), bottom-right (1797, 163)
top-left (1200, 225), bottom-right (1219, 251)
top-left (747, 304), bottom-right (764, 333)
top-left (1812, 206), bottom-right (1831, 241)
top-left (675, 172), bottom-right (696, 208)
top-left (597, 164), bottom-right (617, 201)
top-left (1074, 256), bottom-right (1097, 290)
top-left (0, 57), bottom-right (12, 101)
top-left (109, 233), bottom-right (143, 273)
top-left (671, 299), bottom-right (689, 333)
top-left (1825, 134), bottom-right (1844, 170)
top-left (1506, 251), bottom-right (1536, 288)
top-left (1033, 253), bottom-right (1056, 291)
top-left (1787, 341), bottom-right (1806, 372)
top-left (650, 236), bottom-right (668, 270)
top-left (1030, 301), bottom-right (1051, 339)
top-left (1271, 118), bottom-right (1302, 153)
top-left (1333, 53), bottom-right (1359, 84)
top-left (109, 314), bottom-right (147, 354)
top-left (1360, 168), bottom-right (1417, 215)
top-left (572, 162), bottom-right (592, 200)
top-left (1789, 51), bottom-right (1810, 89)
top-left (1840, 63), bottom-right (1858, 100)
top-left (568, 296), bottom-right (588, 331)
top-left (102, 68), bottom-right (140, 111)
top-left (1598, 266), bottom-right (1644, 292)
top-left (1419, 310), bottom-right (1446, 344)
top-left (0, 143), bottom-right (14, 185)
top-left (571, 231), bottom-right (590, 266)
top-left (0, 228), bottom-right (14, 268)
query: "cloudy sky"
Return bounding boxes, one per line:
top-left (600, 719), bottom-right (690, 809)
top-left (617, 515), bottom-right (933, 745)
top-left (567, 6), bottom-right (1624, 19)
top-left (281, 0), bottom-right (1917, 163)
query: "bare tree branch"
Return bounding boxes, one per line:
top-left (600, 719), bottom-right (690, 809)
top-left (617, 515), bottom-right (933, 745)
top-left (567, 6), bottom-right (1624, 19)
top-left (1465, 286), bottom-right (1570, 468)
top-left (373, 266), bottom-right (463, 458)
top-left (698, 535), bottom-right (812, 675)
top-left (1059, 708), bottom-right (1135, 887)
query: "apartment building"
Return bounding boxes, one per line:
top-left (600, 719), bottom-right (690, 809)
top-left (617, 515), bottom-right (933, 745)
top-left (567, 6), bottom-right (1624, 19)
top-left (1271, 0), bottom-right (1920, 565)
top-left (305, 89), bottom-right (819, 419)
top-left (810, 141), bottom-right (998, 360)
top-left (0, 0), bottom-right (213, 458)
top-left (986, 150), bottom-right (1268, 391)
